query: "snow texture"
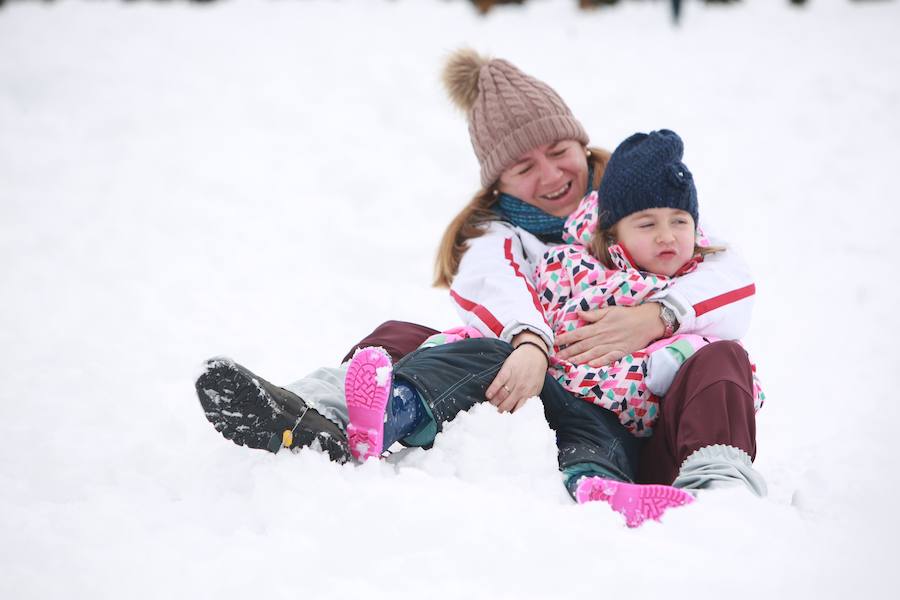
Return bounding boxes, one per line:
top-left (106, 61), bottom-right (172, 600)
top-left (376, 365), bottom-right (391, 387)
top-left (1, 1), bottom-right (898, 599)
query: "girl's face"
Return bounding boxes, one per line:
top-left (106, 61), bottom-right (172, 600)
top-left (614, 208), bottom-right (696, 276)
top-left (496, 140), bottom-right (588, 217)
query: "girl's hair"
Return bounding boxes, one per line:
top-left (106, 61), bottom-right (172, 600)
top-left (589, 223), bottom-right (725, 270)
top-left (433, 146), bottom-right (611, 288)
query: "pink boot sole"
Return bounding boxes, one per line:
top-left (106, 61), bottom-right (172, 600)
top-left (575, 477), bottom-right (694, 528)
top-left (345, 347), bottom-right (393, 461)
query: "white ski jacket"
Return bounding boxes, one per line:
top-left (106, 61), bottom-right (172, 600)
top-left (449, 219), bottom-right (755, 351)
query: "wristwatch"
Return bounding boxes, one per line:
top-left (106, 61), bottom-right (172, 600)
top-left (657, 302), bottom-right (679, 337)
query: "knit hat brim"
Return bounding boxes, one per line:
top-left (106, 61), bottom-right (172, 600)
top-left (478, 114), bottom-right (589, 187)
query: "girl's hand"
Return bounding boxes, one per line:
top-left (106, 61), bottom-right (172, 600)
top-left (555, 303), bottom-right (665, 367)
top-left (485, 332), bottom-right (548, 413)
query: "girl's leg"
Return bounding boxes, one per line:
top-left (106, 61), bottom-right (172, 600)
top-left (353, 337), bottom-right (643, 483)
top-left (343, 338), bottom-right (511, 458)
top-left (540, 375), bottom-right (693, 527)
top-left (391, 337), bottom-right (509, 433)
top-left (539, 377), bottom-right (643, 485)
top-left (345, 337), bottom-right (692, 524)
top-left (637, 341), bottom-right (766, 496)
top-left (286, 320), bottom-right (440, 431)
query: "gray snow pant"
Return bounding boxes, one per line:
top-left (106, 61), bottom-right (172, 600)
top-left (284, 364), bottom-right (352, 431)
top-left (637, 340), bottom-right (765, 495)
top-left (285, 320), bottom-right (438, 430)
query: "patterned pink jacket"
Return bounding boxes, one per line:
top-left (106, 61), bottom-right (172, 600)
top-left (536, 192), bottom-right (764, 437)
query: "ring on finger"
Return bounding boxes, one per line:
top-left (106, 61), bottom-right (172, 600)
top-left (503, 384), bottom-right (512, 393)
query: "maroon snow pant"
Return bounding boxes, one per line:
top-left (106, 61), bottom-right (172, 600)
top-left (637, 340), bottom-right (758, 485)
top-left (342, 321), bottom-right (758, 486)
top-left (341, 320), bottom-right (438, 365)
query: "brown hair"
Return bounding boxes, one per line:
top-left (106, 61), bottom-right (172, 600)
top-left (433, 146), bottom-right (611, 288)
top-left (589, 223), bottom-right (725, 270)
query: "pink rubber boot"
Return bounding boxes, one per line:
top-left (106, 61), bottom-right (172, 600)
top-left (575, 477), bottom-right (694, 528)
top-left (345, 347), bottom-right (394, 461)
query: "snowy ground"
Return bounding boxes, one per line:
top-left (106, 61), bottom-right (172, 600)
top-left (2, 0), bottom-right (899, 598)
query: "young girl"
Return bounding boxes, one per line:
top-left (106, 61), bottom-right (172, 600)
top-left (536, 129), bottom-right (765, 442)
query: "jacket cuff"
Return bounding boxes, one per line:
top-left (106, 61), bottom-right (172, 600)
top-left (652, 289), bottom-right (696, 334)
top-left (500, 322), bottom-right (554, 354)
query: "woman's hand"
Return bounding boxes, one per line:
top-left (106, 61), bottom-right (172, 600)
top-left (485, 332), bottom-right (548, 413)
top-left (555, 303), bottom-right (665, 367)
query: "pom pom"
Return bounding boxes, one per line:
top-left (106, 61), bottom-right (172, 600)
top-left (442, 48), bottom-right (488, 112)
top-left (667, 161), bottom-right (693, 189)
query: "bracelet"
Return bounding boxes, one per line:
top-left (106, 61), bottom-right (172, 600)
top-left (513, 340), bottom-right (550, 367)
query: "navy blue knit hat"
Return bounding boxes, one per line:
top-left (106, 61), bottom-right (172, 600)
top-left (598, 129), bottom-right (698, 230)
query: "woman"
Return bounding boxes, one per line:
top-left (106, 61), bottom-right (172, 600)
top-left (196, 49), bottom-right (763, 522)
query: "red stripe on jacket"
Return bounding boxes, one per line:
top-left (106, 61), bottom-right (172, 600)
top-left (693, 284), bottom-right (756, 318)
top-left (573, 269), bottom-right (589, 288)
top-left (450, 290), bottom-right (504, 337)
top-left (503, 238), bottom-right (551, 329)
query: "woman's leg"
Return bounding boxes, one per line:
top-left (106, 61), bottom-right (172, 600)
top-left (340, 320), bottom-right (439, 364)
top-left (637, 341), bottom-right (766, 495)
top-left (196, 358), bottom-right (352, 462)
top-left (283, 365), bottom-right (350, 430)
top-left (196, 321), bottom-right (438, 461)
top-left (285, 320), bottom-right (441, 431)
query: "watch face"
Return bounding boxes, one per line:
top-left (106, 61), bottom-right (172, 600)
top-left (660, 305), bottom-right (676, 334)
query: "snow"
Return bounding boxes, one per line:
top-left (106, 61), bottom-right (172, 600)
top-left (376, 365), bottom-right (391, 387)
top-left (1, 0), bottom-right (898, 598)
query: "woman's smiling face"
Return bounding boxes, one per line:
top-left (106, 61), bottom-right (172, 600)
top-left (496, 140), bottom-right (588, 217)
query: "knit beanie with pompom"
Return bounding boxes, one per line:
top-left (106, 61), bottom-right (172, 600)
top-left (598, 129), bottom-right (699, 230)
top-left (442, 48), bottom-right (589, 188)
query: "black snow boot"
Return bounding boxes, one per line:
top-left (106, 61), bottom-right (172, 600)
top-left (195, 358), bottom-right (350, 464)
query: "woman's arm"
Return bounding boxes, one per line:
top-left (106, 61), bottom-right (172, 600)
top-left (484, 330), bottom-right (549, 413)
top-left (451, 223), bottom-right (555, 411)
top-left (556, 303), bottom-right (665, 366)
top-left (450, 222), bottom-right (554, 348)
top-left (557, 231), bottom-right (755, 367)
